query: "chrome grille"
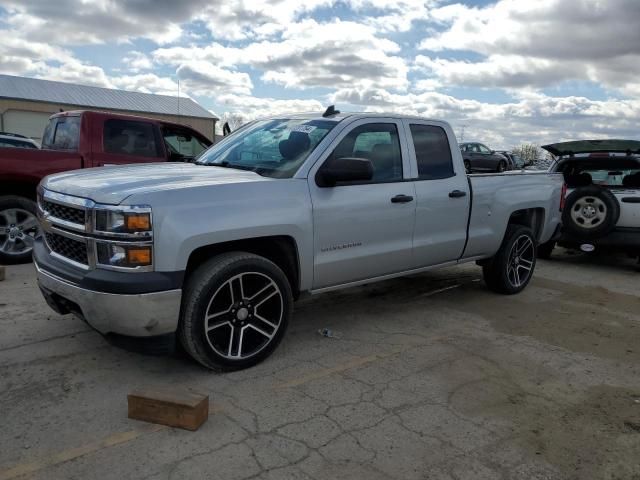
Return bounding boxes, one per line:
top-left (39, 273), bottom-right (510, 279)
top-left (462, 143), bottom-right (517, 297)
top-left (42, 200), bottom-right (85, 225)
top-left (45, 232), bottom-right (88, 266)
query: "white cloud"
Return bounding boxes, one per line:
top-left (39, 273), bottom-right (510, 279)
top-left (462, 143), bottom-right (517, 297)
top-left (416, 0), bottom-right (640, 96)
top-left (122, 51), bottom-right (153, 73)
top-left (1, 0), bottom-right (207, 44)
top-left (110, 74), bottom-right (183, 96)
top-left (332, 87), bottom-right (640, 149)
top-left (176, 61), bottom-right (253, 96)
top-left (217, 94), bottom-right (324, 121)
top-left (154, 19), bottom-right (409, 91)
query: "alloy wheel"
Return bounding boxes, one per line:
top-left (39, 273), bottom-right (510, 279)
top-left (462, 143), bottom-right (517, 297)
top-left (0, 208), bottom-right (40, 257)
top-left (203, 272), bottom-right (284, 360)
top-left (506, 234), bottom-right (534, 288)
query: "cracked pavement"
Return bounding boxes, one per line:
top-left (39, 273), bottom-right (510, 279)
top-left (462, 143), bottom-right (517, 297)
top-left (1, 250), bottom-right (639, 480)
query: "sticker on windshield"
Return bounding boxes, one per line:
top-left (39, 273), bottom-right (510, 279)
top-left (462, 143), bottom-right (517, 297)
top-left (292, 125), bottom-right (317, 134)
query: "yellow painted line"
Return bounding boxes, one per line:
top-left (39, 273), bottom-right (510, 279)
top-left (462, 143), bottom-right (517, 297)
top-left (275, 347), bottom-right (408, 389)
top-left (0, 404), bottom-right (223, 480)
top-left (0, 424), bottom-right (165, 480)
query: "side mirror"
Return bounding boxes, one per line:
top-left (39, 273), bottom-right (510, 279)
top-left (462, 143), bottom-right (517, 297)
top-left (316, 157), bottom-right (373, 187)
top-left (490, 150), bottom-right (496, 154)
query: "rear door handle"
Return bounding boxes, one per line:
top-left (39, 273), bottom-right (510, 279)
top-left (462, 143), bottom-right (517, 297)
top-left (449, 190), bottom-right (467, 198)
top-left (391, 194), bottom-right (414, 203)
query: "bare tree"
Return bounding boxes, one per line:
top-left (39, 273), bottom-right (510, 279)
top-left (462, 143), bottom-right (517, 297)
top-left (512, 144), bottom-right (542, 165)
top-left (219, 112), bottom-right (246, 134)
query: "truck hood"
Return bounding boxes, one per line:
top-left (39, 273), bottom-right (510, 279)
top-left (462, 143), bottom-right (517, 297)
top-left (42, 163), bottom-right (272, 204)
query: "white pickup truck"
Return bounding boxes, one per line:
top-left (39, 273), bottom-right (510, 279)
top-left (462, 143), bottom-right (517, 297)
top-left (34, 109), bottom-right (564, 370)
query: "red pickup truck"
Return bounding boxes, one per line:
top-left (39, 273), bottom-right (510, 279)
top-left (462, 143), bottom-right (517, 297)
top-left (0, 110), bottom-right (212, 264)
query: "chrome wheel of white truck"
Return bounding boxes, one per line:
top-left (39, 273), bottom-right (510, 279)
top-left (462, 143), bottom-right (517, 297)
top-left (180, 252), bottom-right (292, 371)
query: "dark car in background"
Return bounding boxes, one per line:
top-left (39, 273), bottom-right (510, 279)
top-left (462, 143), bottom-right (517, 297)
top-left (459, 142), bottom-right (509, 173)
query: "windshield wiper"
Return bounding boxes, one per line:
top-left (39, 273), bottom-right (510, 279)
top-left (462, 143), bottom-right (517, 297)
top-left (207, 161), bottom-right (257, 172)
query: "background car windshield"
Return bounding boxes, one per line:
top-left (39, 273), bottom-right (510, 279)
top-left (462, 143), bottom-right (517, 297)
top-left (197, 119), bottom-right (336, 178)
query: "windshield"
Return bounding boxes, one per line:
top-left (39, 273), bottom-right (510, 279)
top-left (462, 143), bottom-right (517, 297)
top-left (196, 118), bottom-right (337, 178)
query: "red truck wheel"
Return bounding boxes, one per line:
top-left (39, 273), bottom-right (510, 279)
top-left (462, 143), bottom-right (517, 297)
top-left (0, 196), bottom-right (40, 265)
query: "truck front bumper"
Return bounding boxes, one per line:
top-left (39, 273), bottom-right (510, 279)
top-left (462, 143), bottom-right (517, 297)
top-left (34, 239), bottom-right (182, 337)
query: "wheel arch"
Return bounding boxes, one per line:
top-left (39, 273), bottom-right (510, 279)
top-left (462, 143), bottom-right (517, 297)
top-left (0, 179), bottom-right (39, 200)
top-left (507, 207), bottom-right (546, 242)
top-left (184, 235), bottom-right (301, 298)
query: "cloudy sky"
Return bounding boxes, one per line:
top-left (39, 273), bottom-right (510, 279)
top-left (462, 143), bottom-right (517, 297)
top-left (1, 0), bottom-right (639, 148)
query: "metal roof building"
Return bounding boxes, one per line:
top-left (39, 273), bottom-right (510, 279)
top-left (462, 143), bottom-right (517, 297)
top-left (0, 74), bottom-right (218, 142)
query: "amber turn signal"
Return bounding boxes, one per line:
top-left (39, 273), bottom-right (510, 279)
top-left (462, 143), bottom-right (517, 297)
top-left (126, 247), bottom-right (152, 265)
top-left (125, 213), bottom-right (151, 231)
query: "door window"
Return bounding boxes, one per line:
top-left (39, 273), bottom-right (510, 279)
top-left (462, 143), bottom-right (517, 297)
top-left (104, 119), bottom-right (160, 158)
top-left (163, 129), bottom-right (209, 160)
top-left (478, 144), bottom-right (491, 154)
top-left (327, 123), bottom-right (403, 184)
top-left (409, 124), bottom-right (455, 180)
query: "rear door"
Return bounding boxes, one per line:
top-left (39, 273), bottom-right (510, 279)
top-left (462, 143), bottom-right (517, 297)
top-left (91, 118), bottom-right (166, 167)
top-left (308, 118), bottom-right (415, 289)
top-left (404, 120), bottom-right (471, 267)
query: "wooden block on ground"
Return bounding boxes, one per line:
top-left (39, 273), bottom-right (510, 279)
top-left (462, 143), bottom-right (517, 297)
top-left (128, 389), bottom-right (209, 431)
top-left (0, 265), bottom-right (5, 281)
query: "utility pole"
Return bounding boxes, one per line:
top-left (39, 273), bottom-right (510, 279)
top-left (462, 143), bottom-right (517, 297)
top-left (459, 124), bottom-right (468, 142)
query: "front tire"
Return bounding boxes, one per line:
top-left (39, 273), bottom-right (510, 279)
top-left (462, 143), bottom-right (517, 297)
top-left (179, 252), bottom-right (293, 371)
top-left (497, 160), bottom-right (507, 172)
top-left (483, 225), bottom-right (537, 294)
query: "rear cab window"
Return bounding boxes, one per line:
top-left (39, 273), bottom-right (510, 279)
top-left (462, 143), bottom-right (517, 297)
top-left (41, 116), bottom-right (81, 151)
top-left (103, 119), bottom-right (162, 158)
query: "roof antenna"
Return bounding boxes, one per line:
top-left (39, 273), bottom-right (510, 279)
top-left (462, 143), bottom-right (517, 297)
top-left (322, 105), bottom-right (340, 117)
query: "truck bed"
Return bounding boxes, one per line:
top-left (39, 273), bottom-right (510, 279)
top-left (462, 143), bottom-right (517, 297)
top-left (464, 171), bottom-right (564, 259)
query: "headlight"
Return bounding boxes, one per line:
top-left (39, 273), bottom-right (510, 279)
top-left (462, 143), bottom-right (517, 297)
top-left (96, 243), bottom-right (153, 268)
top-left (95, 209), bottom-right (152, 235)
top-left (93, 205), bottom-right (153, 270)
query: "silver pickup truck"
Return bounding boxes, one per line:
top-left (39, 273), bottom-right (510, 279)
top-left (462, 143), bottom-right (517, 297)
top-left (34, 110), bottom-right (563, 370)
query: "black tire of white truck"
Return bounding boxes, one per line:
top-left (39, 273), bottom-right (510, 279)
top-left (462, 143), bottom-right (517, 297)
top-left (483, 224), bottom-right (537, 295)
top-left (179, 252), bottom-right (293, 371)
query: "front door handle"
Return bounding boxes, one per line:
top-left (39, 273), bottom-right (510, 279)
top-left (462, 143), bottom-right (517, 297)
top-left (391, 194), bottom-right (414, 203)
top-left (449, 190), bottom-right (467, 198)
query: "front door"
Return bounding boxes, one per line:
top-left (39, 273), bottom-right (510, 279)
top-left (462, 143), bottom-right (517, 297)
top-left (404, 120), bottom-right (471, 267)
top-left (309, 119), bottom-right (415, 289)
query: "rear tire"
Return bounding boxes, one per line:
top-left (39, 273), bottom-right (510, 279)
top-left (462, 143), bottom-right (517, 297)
top-left (483, 225), bottom-right (537, 294)
top-left (0, 196), bottom-right (40, 265)
top-left (179, 252), bottom-right (293, 371)
top-left (464, 160), bottom-right (471, 173)
top-left (562, 186), bottom-right (619, 239)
